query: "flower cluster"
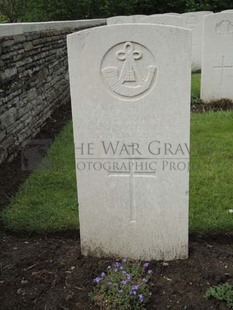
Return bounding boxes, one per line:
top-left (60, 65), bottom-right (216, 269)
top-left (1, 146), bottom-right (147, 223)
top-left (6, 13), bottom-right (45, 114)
top-left (92, 259), bottom-right (153, 310)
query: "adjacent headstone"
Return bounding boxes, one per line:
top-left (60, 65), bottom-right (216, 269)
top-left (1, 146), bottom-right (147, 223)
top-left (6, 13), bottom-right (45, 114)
top-left (201, 13), bottom-right (233, 101)
top-left (107, 16), bottom-right (133, 25)
top-left (142, 14), bottom-right (184, 27)
top-left (107, 15), bottom-right (146, 25)
top-left (221, 10), bottom-right (233, 13)
top-left (131, 15), bottom-right (147, 22)
top-left (182, 11), bottom-right (213, 71)
top-left (67, 24), bottom-right (191, 261)
top-left (166, 13), bottom-right (180, 16)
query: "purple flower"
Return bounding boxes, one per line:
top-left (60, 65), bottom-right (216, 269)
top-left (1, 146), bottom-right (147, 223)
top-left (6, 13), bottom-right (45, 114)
top-left (126, 274), bottom-right (131, 280)
top-left (132, 284), bottom-right (139, 291)
top-left (139, 294), bottom-right (144, 302)
top-left (115, 262), bottom-right (121, 267)
top-left (94, 277), bottom-right (101, 283)
top-left (121, 280), bottom-right (127, 285)
top-left (143, 262), bottom-right (149, 268)
top-left (122, 271), bottom-right (127, 274)
top-left (132, 290), bottom-right (137, 295)
top-left (107, 281), bottom-right (112, 286)
top-left (142, 278), bottom-right (148, 283)
top-left (101, 272), bottom-right (106, 277)
top-left (122, 258), bottom-right (127, 263)
top-left (148, 270), bottom-right (153, 275)
top-left (120, 266), bottom-right (124, 270)
top-left (114, 268), bottom-right (118, 272)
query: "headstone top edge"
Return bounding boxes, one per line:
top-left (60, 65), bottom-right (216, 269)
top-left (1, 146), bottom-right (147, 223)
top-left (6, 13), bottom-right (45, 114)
top-left (67, 23), bottom-right (192, 40)
top-left (182, 11), bottom-right (213, 15)
top-left (146, 14), bottom-right (182, 18)
top-left (204, 12), bottom-right (233, 19)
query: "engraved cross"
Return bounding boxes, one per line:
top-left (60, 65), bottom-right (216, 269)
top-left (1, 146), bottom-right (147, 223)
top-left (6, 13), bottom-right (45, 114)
top-left (214, 55), bottom-right (233, 87)
top-left (108, 162), bottom-right (156, 223)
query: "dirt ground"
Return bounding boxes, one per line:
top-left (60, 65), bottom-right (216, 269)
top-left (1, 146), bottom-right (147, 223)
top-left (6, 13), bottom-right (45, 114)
top-left (1, 232), bottom-right (233, 310)
top-left (1, 101), bottom-right (233, 309)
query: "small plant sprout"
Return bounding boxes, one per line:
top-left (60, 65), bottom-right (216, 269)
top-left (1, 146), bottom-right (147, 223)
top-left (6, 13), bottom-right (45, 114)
top-left (205, 283), bottom-right (233, 309)
top-left (91, 259), bottom-right (153, 309)
top-left (191, 95), bottom-right (203, 106)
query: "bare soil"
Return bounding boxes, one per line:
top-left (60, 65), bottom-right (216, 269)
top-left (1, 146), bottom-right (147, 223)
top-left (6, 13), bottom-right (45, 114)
top-left (1, 232), bottom-right (233, 309)
top-left (192, 98), bottom-right (233, 113)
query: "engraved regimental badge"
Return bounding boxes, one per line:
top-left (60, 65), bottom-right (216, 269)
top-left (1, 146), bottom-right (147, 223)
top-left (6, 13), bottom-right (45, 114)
top-left (215, 20), bottom-right (233, 35)
top-left (101, 41), bottom-right (157, 100)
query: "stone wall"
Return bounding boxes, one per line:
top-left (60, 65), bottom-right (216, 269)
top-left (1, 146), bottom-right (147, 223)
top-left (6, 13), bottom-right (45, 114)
top-left (0, 19), bottom-right (106, 164)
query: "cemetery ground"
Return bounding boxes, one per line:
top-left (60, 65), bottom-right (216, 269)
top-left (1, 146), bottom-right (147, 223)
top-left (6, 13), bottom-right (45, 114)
top-left (0, 75), bottom-right (233, 309)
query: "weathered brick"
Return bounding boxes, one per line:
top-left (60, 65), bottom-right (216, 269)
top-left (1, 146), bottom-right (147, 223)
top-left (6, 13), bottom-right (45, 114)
top-left (0, 20), bottom-right (106, 165)
top-left (0, 67), bottom-right (17, 80)
top-left (0, 107), bottom-right (17, 129)
top-left (13, 34), bottom-right (26, 43)
top-left (24, 41), bottom-right (33, 51)
top-left (2, 40), bottom-right (14, 48)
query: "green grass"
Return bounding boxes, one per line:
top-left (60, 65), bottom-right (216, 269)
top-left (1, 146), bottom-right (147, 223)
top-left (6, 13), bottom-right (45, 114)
top-left (1, 122), bottom-right (79, 233)
top-left (191, 73), bottom-right (201, 98)
top-left (190, 111), bottom-right (233, 233)
top-left (1, 75), bottom-right (233, 234)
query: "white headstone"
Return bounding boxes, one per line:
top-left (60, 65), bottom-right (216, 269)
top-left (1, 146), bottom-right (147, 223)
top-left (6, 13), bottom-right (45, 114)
top-left (107, 16), bottom-right (133, 25)
top-left (67, 24), bottom-right (191, 261)
top-left (201, 13), bottom-right (233, 101)
top-left (221, 10), bottom-right (233, 13)
top-left (182, 11), bottom-right (213, 71)
top-left (131, 15), bottom-right (147, 22)
top-left (142, 14), bottom-right (184, 27)
top-left (166, 13), bottom-right (180, 16)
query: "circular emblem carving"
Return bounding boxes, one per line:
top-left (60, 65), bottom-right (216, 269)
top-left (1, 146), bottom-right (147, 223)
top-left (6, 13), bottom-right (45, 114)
top-left (215, 20), bottom-right (233, 35)
top-left (101, 41), bottom-right (157, 100)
